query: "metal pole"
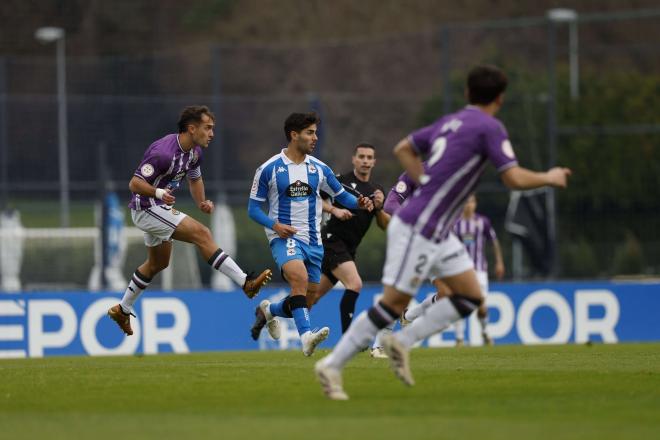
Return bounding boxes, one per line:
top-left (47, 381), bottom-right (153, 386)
top-left (0, 57), bottom-right (8, 210)
top-left (98, 142), bottom-right (107, 289)
top-left (210, 45), bottom-right (223, 193)
top-left (546, 18), bottom-right (558, 277)
top-left (56, 37), bottom-right (70, 227)
top-left (569, 20), bottom-right (579, 100)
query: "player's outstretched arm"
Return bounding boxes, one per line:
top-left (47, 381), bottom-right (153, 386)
top-left (500, 166), bottom-right (572, 190)
top-left (393, 138), bottom-right (425, 184)
top-left (188, 177), bottom-right (213, 213)
top-left (334, 191), bottom-right (360, 210)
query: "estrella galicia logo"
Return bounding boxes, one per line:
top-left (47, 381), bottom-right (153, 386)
top-left (172, 171), bottom-right (186, 182)
top-left (287, 180), bottom-right (313, 198)
top-left (461, 233), bottom-right (475, 245)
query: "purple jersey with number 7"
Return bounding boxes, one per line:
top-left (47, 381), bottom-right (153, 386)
top-left (395, 106), bottom-right (518, 242)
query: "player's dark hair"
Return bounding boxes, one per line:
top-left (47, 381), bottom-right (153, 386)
top-left (284, 112), bottom-right (320, 142)
top-left (353, 143), bottom-right (376, 155)
top-left (466, 65), bottom-right (508, 105)
top-left (177, 105), bottom-right (215, 133)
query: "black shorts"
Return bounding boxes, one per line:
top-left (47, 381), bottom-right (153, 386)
top-left (321, 239), bottom-right (356, 284)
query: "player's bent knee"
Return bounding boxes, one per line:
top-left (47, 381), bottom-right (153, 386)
top-left (194, 224), bottom-right (212, 242)
top-left (346, 278), bottom-right (362, 292)
top-left (449, 293), bottom-right (481, 318)
top-left (284, 268), bottom-right (308, 289)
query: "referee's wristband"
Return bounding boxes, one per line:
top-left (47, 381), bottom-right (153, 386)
top-left (155, 188), bottom-right (166, 200)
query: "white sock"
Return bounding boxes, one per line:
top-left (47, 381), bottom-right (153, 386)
top-left (454, 319), bottom-right (465, 342)
top-left (323, 311), bottom-right (381, 369)
top-left (396, 297), bottom-right (463, 348)
top-left (404, 293), bottom-right (436, 321)
top-left (209, 250), bottom-right (247, 286)
top-left (120, 270), bottom-right (151, 313)
top-left (372, 322), bottom-right (395, 349)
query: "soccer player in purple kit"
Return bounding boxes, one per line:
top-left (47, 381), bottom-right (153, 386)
top-left (384, 169), bottom-right (454, 326)
top-left (108, 105), bottom-right (272, 336)
top-left (315, 65), bottom-right (571, 400)
top-left (452, 194), bottom-right (505, 346)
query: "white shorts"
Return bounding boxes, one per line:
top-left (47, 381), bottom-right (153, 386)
top-left (476, 270), bottom-right (489, 296)
top-left (132, 205), bottom-right (187, 247)
top-left (381, 216), bottom-right (474, 296)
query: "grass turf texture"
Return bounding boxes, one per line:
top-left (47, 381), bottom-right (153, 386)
top-left (2, 344), bottom-right (659, 440)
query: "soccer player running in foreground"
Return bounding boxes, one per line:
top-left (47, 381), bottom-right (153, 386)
top-left (452, 194), bottom-right (505, 346)
top-left (315, 65), bottom-right (571, 400)
top-left (248, 112), bottom-right (373, 356)
top-left (108, 106), bottom-right (272, 336)
top-left (384, 170), bottom-right (454, 328)
top-left (399, 192), bottom-right (506, 346)
top-left (306, 143), bottom-right (390, 358)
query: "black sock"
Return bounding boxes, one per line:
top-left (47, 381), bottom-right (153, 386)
top-left (367, 301), bottom-right (399, 329)
top-left (339, 289), bottom-right (360, 333)
top-left (281, 296), bottom-right (294, 318)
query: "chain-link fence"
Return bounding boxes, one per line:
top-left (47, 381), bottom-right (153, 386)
top-left (2, 9), bottom-right (659, 286)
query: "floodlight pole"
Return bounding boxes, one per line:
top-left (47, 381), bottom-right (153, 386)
top-left (547, 9), bottom-right (579, 100)
top-left (35, 27), bottom-right (69, 227)
top-left (546, 14), bottom-right (559, 277)
top-left (0, 57), bottom-right (7, 211)
top-left (545, 8), bottom-right (579, 277)
top-left (568, 18), bottom-right (579, 100)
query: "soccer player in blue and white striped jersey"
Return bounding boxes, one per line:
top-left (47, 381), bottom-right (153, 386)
top-left (248, 112), bottom-right (373, 356)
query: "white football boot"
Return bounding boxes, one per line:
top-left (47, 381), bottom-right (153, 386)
top-left (301, 327), bottom-right (329, 356)
top-left (381, 334), bottom-right (415, 386)
top-left (259, 300), bottom-right (281, 340)
top-left (370, 347), bottom-right (388, 359)
top-left (315, 359), bottom-right (349, 400)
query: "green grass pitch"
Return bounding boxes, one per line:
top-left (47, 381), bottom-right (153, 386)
top-left (2, 343), bottom-right (659, 440)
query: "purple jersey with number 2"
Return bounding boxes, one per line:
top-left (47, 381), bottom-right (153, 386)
top-left (128, 134), bottom-right (204, 210)
top-left (395, 106), bottom-right (518, 241)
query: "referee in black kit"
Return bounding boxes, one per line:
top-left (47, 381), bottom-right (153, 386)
top-left (307, 143), bottom-right (390, 339)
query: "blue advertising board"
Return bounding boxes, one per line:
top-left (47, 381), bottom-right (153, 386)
top-left (0, 281), bottom-right (658, 358)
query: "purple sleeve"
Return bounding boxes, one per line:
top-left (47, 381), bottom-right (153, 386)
top-left (483, 216), bottom-right (497, 241)
top-left (483, 120), bottom-right (518, 172)
top-left (383, 173), bottom-right (416, 215)
top-left (187, 147), bottom-right (203, 180)
top-left (409, 123), bottom-right (439, 156)
top-left (134, 146), bottom-right (166, 185)
top-left (194, 147), bottom-right (204, 168)
top-left (383, 191), bottom-right (402, 215)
